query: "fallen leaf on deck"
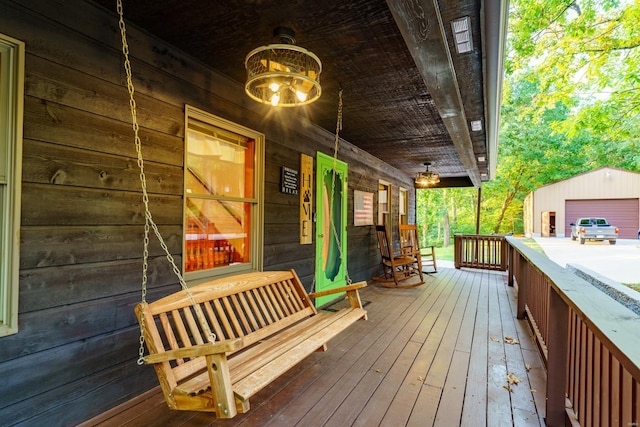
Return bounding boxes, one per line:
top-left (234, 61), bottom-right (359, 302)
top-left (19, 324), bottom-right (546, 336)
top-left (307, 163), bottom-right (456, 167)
top-left (375, 369), bottom-right (381, 373)
top-left (490, 336), bottom-right (499, 342)
top-left (531, 389), bottom-right (537, 393)
top-left (417, 376), bottom-right (424, 381)
top-left (525, 364), bottom-right (531, 371)
top-left (504, 336), bottom-right (520, 345)
top-left (507, 373), bottom-right (522, 385)
top-left (503, 385), bottom-right (513, 393)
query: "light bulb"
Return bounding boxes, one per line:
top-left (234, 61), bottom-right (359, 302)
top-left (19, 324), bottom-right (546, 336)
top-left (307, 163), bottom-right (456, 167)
top-left (271, 92), bottom-right (280, 106)
top-left (269, 82), bottom-right (280, 92)
top-left (295, 90), bottom-right (307, 102)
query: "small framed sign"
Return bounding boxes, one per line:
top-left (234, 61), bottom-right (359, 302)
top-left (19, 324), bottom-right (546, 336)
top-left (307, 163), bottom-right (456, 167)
top-left (354, 190), bottom-right (374, 226)
top-left (281, 166), bottom-right (299, 195)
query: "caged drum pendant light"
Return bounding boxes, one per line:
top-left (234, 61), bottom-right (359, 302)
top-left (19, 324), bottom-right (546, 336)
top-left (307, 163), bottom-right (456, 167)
top-left (415, 162), bottom-right (440, 188)
top-left (245, 27), bottom-right (322, 107)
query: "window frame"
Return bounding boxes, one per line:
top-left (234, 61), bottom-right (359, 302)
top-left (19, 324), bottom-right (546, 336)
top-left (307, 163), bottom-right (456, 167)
top-left (0, 33), bottom-right (24, 337)
top-left (399, 187), bottom-right (408, 225)
top-left (378, 180), bottom-right (391, 226)
top-left (183, 105), bottom-right (264, 283)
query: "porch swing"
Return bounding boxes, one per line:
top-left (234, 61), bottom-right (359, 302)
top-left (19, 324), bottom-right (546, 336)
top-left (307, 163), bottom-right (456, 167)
top-left (116, 1), bottom-right (367, 418)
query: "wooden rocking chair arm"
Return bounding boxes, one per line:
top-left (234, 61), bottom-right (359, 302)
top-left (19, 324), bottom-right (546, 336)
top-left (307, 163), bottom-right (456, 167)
top-left (144, 338), bottom-right (245, 364)
top-left (308, 281), bottom-right (367, 299)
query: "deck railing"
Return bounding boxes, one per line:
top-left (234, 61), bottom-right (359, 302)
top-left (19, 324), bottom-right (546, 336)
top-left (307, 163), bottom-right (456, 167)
top-left (453, 234), bottom-right (507, 271)
top-left (504, 236), bottom-right (640, 427)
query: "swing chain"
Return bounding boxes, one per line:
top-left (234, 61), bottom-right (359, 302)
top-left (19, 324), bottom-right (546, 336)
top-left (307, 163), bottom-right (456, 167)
top-left (329, 88), bottom-right (352, 286)
top-left (116, 0), bottom-right (215, 366)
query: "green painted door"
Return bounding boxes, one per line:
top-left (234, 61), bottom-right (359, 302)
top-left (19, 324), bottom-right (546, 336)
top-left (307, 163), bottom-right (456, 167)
top-left (315, 152), bottom-right (348, 307)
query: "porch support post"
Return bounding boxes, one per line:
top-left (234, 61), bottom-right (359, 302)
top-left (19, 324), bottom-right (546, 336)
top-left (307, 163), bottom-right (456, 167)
top-left (546, 287), bottom-right (569, 427)
top-left (475, 186), bottom-right (481, 234)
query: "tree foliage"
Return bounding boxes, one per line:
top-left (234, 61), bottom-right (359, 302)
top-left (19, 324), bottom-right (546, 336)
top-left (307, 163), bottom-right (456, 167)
top-left (509, 0), bottom-right (640, 147)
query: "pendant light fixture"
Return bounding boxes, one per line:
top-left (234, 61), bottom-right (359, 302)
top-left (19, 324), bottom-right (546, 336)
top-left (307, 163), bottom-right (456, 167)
top-left (415, 162), bottom-right (440, 187)
top-left (245, 27), bottom-right (322, 107)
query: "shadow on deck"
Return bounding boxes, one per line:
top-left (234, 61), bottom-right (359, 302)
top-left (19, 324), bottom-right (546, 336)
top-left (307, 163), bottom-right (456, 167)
top-left (84, 267), bottom-right (546, 427)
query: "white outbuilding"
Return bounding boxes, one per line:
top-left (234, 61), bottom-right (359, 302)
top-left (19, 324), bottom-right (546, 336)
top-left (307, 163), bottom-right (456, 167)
top-left (524, 167), bottom-right (640, 239)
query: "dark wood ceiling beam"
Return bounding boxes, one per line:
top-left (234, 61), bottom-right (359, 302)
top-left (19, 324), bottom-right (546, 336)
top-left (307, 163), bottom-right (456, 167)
top-left (415, 176), bottom-right (474, 189)
top-left (386, 0), bottom-right (482, 187)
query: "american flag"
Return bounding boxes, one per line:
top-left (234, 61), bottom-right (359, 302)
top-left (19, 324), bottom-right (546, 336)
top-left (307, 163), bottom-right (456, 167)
top-left (354, 190), bottom-right (374, 226)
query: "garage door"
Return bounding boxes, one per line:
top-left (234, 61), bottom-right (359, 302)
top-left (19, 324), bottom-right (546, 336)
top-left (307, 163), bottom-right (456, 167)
top-left (565, 199), bottom-right (639, 239)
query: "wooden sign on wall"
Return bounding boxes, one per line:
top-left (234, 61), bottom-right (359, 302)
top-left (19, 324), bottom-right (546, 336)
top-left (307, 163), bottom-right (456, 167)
top-left (300, 154), bottom-right (313, 244)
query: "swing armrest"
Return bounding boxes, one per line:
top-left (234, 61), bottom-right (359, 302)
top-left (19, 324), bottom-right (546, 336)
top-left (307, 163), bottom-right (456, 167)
top-left (308, 281), bottom-right (367, 299)
top-left (144, 338), bottom-right (245, 364)
top-left (309, 281), bottom-right (367, 311)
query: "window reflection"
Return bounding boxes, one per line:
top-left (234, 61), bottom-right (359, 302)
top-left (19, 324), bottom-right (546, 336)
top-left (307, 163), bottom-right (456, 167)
top-left (185, 125), bottom-right (255, 272)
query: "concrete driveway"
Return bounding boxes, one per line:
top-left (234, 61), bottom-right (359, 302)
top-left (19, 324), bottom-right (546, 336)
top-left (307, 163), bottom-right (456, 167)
top-left (533, 237), bottom-right (640, 284)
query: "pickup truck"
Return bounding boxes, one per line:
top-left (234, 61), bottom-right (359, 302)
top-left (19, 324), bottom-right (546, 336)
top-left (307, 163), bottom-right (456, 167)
top-left (570, 217), bottom-right (619, 245)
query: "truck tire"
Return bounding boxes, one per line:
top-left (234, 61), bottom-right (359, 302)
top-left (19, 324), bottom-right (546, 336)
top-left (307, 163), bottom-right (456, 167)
top-left (609, 239), bottom-right (616, 245)
top-left (579, 237), bottom-right (585, 244)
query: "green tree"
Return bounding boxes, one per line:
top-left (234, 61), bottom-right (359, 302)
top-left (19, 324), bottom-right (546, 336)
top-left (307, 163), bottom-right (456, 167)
top-left (417, 187), bottom-right (479, 245)
top-left (483, 76), bottom-right (590, 233)
top-left (508, 0), bottom-right (640, 154)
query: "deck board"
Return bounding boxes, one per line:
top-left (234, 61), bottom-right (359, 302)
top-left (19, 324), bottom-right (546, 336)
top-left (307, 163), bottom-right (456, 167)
top-left (83, 267), bottom-right (546, 427)
top-left (460, 270), bottom-right (489, 427)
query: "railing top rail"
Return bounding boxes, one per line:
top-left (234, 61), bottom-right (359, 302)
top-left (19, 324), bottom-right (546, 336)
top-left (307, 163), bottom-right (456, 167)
top-left (455, 234), bottom-right (507, 239)
top-left (506, 236), bottom-right (640, 379)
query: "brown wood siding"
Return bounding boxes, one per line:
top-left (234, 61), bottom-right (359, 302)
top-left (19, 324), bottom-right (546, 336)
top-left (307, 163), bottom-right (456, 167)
top-left (565, 199), bottom-right (639, 239)
top-left (0, 0), bottom-right (414, 425)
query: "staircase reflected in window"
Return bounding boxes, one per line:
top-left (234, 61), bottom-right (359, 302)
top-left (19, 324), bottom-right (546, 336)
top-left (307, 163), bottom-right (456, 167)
top-left (184, 106), bottom-right (264, 276)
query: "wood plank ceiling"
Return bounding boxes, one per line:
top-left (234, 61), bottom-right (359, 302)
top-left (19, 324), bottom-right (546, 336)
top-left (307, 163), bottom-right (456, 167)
top-left (92, 0), bottom-right (508, 188)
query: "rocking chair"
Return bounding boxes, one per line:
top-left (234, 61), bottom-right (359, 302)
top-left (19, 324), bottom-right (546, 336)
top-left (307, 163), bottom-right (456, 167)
top-left (374, 224), bottom-right (424, 288)
top-left (399, 224), bottom-right (437, 273)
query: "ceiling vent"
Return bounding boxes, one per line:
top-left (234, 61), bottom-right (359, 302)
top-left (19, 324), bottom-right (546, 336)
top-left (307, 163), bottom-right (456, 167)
top-left (451, 17), bottom-right (473, 54)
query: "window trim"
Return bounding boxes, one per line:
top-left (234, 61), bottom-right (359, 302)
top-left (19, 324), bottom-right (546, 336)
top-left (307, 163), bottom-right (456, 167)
top-left (0, 33), bottom-right (24, 337)
top-left (183, 105), bottom-right (264, 283)
top-left (399, 187), bottom-right (408, 225)
top-left (378, 179), bottom-right (391, 226)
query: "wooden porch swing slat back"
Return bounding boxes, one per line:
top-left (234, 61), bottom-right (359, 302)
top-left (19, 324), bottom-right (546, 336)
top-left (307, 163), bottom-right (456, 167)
top-left (136, 270), bottom-right (367, 418)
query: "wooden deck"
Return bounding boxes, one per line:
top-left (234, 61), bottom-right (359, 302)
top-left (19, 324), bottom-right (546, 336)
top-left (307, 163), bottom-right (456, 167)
top-left (84, 267), bottom-right (546, 427)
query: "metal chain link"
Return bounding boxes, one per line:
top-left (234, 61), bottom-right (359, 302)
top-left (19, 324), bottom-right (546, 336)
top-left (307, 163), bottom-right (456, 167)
top-left (116, 0), bottom-right (215, 366)
top-left (328, 89), bottom-right (353, 285)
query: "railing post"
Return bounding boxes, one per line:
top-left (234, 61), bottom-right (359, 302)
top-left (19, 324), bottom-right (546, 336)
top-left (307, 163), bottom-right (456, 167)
top-left (546, 287), bottom-right (569, 427)
top-left (454, 235), bottom-right (461, 269)
top-left (507, 243), bottom-right (514, 286)
top-left (516, 253), bottom-right (527, 320)
top-left (500, 236), bottom-right (507, 271)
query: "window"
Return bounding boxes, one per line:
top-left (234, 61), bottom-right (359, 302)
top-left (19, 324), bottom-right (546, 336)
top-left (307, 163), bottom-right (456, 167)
top-left (399, 187), bottom-right (408, 225)
top-left (378, 180), bottom-right (390, 226)
top-left (184, 106), bottom-right (264, 281)
top-left (0, 33), bottom-right (24, 337)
